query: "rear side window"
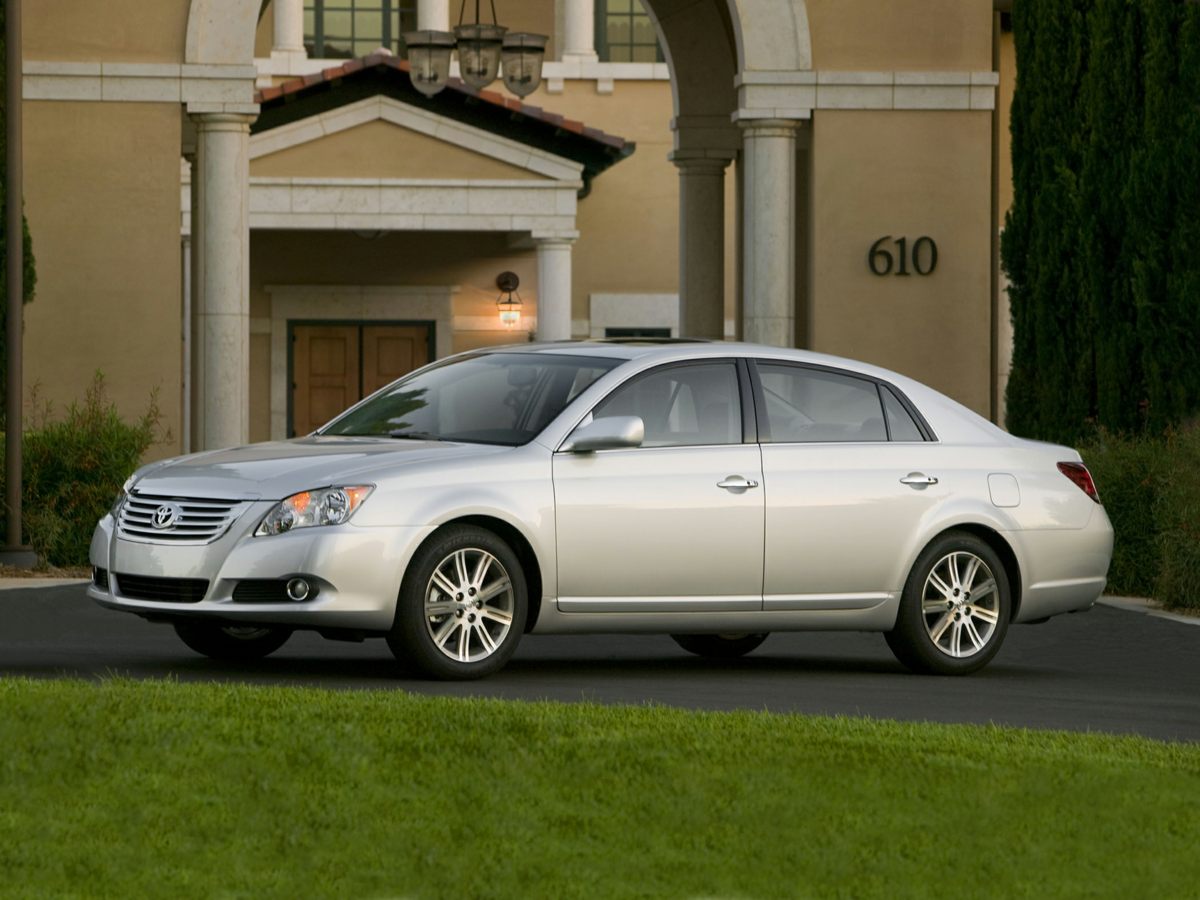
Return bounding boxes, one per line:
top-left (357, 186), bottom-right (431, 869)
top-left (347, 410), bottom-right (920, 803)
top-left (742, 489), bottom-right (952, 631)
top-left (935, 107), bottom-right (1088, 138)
top-left (881, 386), bottom-right (925, 441)
top-left (757, 364), bottom-right (886, 443)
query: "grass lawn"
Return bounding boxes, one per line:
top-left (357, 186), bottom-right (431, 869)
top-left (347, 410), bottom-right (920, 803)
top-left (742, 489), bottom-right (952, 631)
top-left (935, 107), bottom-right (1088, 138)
top-left (1, 679), bottom-right (1197, 899)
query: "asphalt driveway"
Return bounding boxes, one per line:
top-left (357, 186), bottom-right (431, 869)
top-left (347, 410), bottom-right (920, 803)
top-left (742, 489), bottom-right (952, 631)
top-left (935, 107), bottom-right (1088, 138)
top-left (2, 582), bottom-right (1197, 742)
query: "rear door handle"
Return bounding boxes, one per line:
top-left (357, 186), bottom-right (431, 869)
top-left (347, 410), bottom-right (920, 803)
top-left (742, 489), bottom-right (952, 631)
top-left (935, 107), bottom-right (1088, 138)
top-left (899, 472), bottom-right (938, 486)
top-left (717, 475), bottom-right (760, 490)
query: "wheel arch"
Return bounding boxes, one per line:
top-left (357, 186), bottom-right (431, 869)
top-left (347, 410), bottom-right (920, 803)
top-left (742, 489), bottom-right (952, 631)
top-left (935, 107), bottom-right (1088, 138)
top-left (922, 524), bottom-right (1024, 622)
top-left (425, 514), bottom-right (545, 633)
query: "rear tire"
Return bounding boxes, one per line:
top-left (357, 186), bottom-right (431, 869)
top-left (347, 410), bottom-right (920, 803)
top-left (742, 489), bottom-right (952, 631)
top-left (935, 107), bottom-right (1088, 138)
top-left (387, 525), bottom-right (528, 680)
top-left (885, 531), bottom-right (1011, 675)
top-left (671, 633), bottom-right (768, 659)
top-left (173, 622), bottom-right (292, 660)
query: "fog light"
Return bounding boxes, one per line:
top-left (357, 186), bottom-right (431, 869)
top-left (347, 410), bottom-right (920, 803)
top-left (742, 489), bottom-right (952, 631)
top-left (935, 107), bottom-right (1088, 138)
top-left (286, 578), bottom-right (313, 602)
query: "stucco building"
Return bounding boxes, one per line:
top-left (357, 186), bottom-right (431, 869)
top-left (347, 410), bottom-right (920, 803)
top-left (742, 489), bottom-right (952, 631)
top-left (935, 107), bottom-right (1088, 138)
top-left (17, 0), bottom-right (1014, 455)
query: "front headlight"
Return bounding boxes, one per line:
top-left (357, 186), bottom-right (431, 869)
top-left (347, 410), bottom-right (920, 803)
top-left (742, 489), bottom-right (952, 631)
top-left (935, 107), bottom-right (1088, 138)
top-left (255, 485), bottom-right (374, 536)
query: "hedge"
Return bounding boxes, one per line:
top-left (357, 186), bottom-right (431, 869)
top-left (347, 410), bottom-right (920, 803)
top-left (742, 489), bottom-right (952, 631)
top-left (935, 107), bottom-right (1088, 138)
top-left (1081, 425), bottom-right (1200, 611)
top-left (0, 373), bottom-right (163, 567)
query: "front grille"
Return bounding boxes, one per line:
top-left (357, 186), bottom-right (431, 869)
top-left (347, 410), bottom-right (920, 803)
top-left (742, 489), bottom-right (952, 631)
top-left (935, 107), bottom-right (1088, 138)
top-left (114, 573), bottom-right (209, 604)
top-left (118, 493), bottom-right (242, 544)
top-left (232, 580), bottom-right (291, 604)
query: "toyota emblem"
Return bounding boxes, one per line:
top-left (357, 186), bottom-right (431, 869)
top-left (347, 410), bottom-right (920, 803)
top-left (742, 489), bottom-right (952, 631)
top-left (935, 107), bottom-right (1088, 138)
top-left (151, 503), bottom-right (182, 530)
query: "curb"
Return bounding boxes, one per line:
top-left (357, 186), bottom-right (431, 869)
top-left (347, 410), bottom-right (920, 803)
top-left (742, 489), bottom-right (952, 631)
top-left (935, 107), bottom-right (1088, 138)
top-left (1098, 596), bottom-right (1200, 627)
top-left (0, 577), bottom-right (89, 591)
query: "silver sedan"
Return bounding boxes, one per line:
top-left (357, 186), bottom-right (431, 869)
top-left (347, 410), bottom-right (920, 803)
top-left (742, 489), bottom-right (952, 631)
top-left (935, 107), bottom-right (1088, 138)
top-left (89, 342), bottom-right (1113, 679)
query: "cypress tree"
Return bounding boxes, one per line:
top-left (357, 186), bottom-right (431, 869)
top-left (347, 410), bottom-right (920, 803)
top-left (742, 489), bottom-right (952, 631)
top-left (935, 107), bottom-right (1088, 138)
top-left (1003, 0), bottom-right (1092, 443)
top-left (1005, 0), bottom-right (1200, 440)
top-left (1080, 0), bottom-right (1142, 433)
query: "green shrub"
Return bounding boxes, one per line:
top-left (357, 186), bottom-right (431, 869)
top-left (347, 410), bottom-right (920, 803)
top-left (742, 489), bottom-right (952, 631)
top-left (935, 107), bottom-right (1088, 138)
top-left (1155, 424), bottom-right (1200, 611)
top-left (1080, 431), bottom-right (1169, 598)
top-left (0, 373), bottom-right (164, 567)
top-left (1081, 426), bottom-right (1200, 611)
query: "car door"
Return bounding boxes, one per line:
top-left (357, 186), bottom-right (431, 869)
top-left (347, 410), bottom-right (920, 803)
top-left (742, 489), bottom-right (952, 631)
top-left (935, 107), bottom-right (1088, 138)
top-left (553, 360), bottom-right (765, 613)
top-left (752, 361), bottom-right (946, 610)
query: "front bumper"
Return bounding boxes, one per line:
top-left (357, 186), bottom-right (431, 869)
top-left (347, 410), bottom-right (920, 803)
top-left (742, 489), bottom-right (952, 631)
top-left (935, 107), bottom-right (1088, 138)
top-left (88, 504), bottom-right (433, 632)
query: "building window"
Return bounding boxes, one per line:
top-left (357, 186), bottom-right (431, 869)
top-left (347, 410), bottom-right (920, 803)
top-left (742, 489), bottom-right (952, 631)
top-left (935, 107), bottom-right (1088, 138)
top-left (304, 0), bottom-right (417, 59)
top-left (595, 0), bottom-right (664, 63)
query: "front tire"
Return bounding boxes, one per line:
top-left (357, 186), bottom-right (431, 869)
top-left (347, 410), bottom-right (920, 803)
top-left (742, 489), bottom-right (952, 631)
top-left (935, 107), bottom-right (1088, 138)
top-left (671, 633), bottom-right (768, 659)
top-left (885, 532), bottom-right (1011, 675)
top-left (173, 622), bottom-right (292, 660)
top-left (387, 525), bottom-right (528, 680)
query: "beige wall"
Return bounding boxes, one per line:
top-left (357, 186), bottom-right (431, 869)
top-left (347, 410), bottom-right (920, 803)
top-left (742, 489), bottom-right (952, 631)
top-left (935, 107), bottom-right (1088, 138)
top-left (26, 0), bottom-right (190, 63)
top-left (256, 5), bottom-right (275, 57)
top-left (250, 120), bottom-right (545, 180)
top-left (537, 81), bottom-right (682, 322)
top-left (806, 0), bottom-right (992, 71)
top-left (23, 102), bottom-right (184, 457)
top-left (809, 110), bottom-right (992, 416)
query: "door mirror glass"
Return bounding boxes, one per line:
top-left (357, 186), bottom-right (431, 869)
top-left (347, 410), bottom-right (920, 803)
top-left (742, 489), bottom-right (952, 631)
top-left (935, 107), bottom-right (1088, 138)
top-left (562, 415), bottom-right (645, 453)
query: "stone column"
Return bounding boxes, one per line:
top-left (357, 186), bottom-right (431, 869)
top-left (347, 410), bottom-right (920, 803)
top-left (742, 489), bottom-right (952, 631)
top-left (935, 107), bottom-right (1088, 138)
top-left (562, 0), bottom-right (597, 63)
top-left (740, 119), bottom-right (798, 347)
top-left (672, 155), bottom-right (730, 340)
top-left (272, 0), bottom-right (306, 54)
top-left (418, 0), bottom-right (450, 32)
top-left (535, 237), bottom-right (575, 341)
top-left (191, 113), bottom-right (254, 451)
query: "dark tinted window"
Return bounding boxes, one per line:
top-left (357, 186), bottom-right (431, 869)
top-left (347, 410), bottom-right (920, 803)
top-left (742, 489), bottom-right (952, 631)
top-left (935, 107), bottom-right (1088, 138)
top-left (593, 362), bottom-right (741, 447)
top-left (882, 386), bottom-right (926, 441)
top-left (757, 364), bottom-right (886, 443)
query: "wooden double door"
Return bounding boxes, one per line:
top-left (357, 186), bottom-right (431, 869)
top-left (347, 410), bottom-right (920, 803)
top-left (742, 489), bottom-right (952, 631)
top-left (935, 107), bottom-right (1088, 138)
top-left (291, 322), bottom-right (432, 437)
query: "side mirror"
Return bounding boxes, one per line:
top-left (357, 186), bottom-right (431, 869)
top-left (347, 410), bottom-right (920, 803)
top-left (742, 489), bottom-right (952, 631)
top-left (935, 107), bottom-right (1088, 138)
top-left (561, 415), bottom-right (644, 453)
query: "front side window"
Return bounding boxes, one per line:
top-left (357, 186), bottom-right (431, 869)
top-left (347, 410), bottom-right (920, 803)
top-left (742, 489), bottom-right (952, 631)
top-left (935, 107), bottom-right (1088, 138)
top-left (757, 364), bottom-right (888, 443)
top-left (596, 0), bottom-right (664, 62)
top-left (304, 0), bottom-right (417, 59)
top-left (323, 352), bottom-right (618, 445)
top-left (593, 362), bottom-right (741, 447)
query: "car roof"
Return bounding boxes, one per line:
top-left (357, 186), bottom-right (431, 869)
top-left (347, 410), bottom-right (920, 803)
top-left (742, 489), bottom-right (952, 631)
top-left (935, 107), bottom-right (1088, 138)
top-left (474, 340), bottom-right (1015, 446)
top-left (475, 339), bottom-right (907, 377)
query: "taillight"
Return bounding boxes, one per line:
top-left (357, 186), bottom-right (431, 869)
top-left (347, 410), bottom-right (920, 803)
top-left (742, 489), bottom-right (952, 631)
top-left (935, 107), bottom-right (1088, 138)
top-left (1057, 462), bottom-right (1100, 503)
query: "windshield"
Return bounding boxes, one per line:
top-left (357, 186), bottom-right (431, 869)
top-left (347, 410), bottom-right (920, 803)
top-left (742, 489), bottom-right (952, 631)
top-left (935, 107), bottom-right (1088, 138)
top-left (321, 352), bottom-right (620, 445)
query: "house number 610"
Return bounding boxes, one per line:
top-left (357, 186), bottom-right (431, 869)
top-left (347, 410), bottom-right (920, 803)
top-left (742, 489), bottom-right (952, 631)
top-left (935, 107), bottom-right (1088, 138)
top-left (868, 236), bottom-right (938, 277)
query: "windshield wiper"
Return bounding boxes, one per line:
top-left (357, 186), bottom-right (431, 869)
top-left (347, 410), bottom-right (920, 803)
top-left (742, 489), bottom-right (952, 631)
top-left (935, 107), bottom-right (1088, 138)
top-left (388, 430), bottom-right (443, 441)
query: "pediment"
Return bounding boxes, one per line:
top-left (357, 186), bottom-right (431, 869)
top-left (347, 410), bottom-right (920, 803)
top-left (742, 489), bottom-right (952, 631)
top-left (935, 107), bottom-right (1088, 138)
top-left (250, 96), bottom-right (580, 183)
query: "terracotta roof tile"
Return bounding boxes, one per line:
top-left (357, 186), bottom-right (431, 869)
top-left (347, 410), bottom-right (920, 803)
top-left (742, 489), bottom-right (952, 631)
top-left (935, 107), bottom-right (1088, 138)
top-left (253, 53), bottom-right (633, 162)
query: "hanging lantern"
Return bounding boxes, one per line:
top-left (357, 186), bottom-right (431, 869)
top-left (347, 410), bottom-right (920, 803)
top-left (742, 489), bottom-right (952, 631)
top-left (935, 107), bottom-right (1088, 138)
top-left (402, 3), bottom-right (545, 97)
top-left (455, 22), bottom-right (507, 90)
top-left (496, 271), bottom-right (522, 328)
top-left (403, 30), bottom-right (456, 97)
top-left (501, 33), bottom-right (549, 98)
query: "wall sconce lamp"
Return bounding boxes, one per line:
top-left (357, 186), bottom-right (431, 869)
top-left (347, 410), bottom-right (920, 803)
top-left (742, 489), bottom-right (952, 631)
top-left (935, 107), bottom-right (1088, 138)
top-left (496, 271), bottom-right (522, 328)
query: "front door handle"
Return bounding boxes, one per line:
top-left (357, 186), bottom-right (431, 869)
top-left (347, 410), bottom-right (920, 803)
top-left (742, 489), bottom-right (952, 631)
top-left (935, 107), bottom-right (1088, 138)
top-left (899, 472), bottom-right (938, 487)
top-left (717, 475), bottom-right (760, 490)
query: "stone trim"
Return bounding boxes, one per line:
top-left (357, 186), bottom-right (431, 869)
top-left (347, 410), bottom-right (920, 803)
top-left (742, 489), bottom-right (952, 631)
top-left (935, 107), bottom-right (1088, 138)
top-left (734, 70), bottom-right (1000, 120)
top-left (588, 293), bottom-right (679, 338)
top-left (244, 178), bottom-right (579, 234)
top-left (264, 284), bottom-right (456, 440)
top-left (24, 59), bottom-right (997, 114)
top-left (253, 54), bottom-right (671, 93)
top-left (249, 96), bottom-right (584, 182)
top-left (23, 60), bottom-right (258, 113)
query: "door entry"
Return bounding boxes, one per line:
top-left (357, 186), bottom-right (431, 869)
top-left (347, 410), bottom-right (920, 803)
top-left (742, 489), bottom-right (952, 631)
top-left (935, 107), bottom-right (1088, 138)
top-left (291, 322), bottom-right (432, 436)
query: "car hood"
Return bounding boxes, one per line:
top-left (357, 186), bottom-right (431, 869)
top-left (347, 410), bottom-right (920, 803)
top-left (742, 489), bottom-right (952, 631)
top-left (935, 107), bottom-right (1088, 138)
top-left (129, 437), bottom-right (509, 500)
